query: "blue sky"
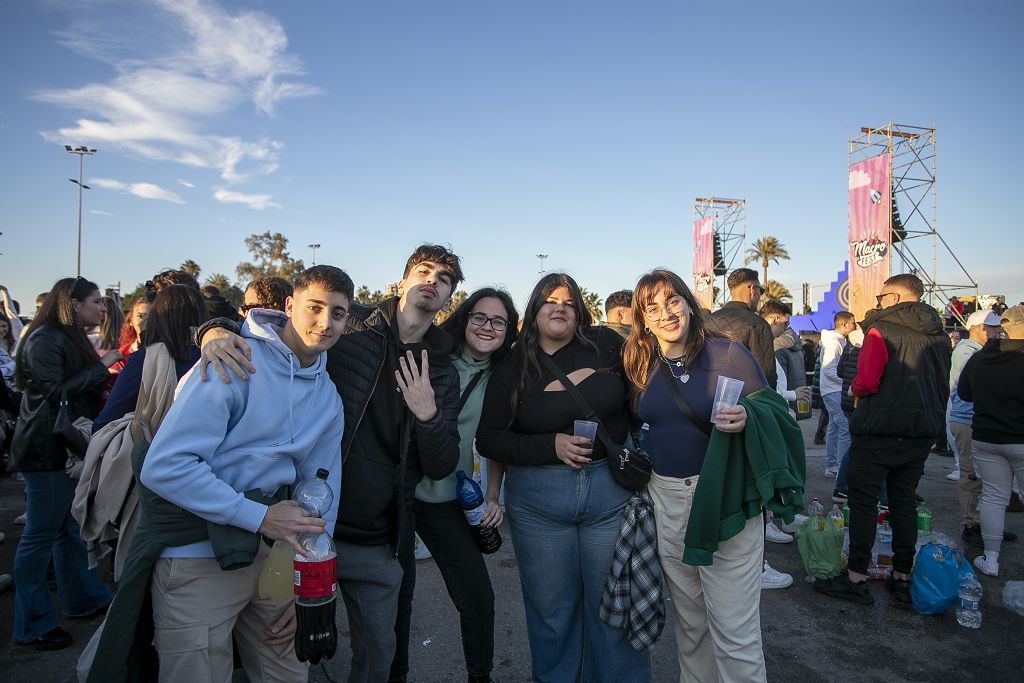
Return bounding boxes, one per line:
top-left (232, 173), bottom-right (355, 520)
top-left (2, 0), bottom-right (1022, 316)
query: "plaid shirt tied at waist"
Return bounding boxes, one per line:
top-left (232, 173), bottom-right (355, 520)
top-left (599, 490), bottom-right (665, 652)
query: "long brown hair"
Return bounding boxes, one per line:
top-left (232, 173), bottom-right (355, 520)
top-left (95, 296), bottom-right (124, 350)
top-left (15, 276), bottom-right (101, 389)
top-left (141, 285), bottom-right (209, 364)
top-left (510, 273), bottom-right (595, 414)
top-left (622, 269), bottom-right (720, 393)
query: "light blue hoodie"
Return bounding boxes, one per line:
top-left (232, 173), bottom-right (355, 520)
top-left (141, 309), bottom-right (344, 558)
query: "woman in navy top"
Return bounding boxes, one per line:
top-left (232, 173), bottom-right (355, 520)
top-left (623, 269), bottom-right (768, 683)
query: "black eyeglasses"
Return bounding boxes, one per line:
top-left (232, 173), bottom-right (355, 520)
top-left (238, 303), bottom-right (271, 314)
top-left (468, 312), bottom-right (508, 332)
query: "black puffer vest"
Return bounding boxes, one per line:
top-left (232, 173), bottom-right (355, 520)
top-left (848, 302), bottom-right (951, 438)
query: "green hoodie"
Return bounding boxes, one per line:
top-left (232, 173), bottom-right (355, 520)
top-left (681, 388), bottom-right (806, 566)
top-left (415, 351), bottom-right (491, 503)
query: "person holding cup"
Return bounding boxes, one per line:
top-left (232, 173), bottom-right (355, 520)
top-left (476, 273), bottom-right (649, 683)
top-left (622, 269), bottom-right (805, 683)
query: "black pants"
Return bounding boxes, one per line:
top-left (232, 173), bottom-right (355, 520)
top-left (391, 499), bottom-right (496, 680)
top-left (847, 434), bottom-right (930, 575)
top-left (815, 405), bottom-right (829, 441)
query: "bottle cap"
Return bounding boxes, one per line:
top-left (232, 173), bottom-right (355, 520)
top-left (316, 468), bottom-right (330, 479)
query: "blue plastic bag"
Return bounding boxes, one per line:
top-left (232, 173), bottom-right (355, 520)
top-left (910, 542), bottom-right (976, 615)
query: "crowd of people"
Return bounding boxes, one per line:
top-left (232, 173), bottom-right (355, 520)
top-left (0, 247), bottom-right (1021, 683)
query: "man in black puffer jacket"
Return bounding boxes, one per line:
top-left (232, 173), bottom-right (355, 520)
top-left (710, 268), bottom-right (778, 388)
top-left (815, 274), bottom-right (950, 608)
top-left (197, 245), bottom-right (462, 682)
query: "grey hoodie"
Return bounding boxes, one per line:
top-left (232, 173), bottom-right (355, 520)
top-left (774, 327), bottom-right (806, 390)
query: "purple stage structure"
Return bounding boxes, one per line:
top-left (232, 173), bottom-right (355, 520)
top-left (789, 262), bottom-right (850, 333)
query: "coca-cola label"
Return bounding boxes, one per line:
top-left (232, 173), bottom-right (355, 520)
top-left (293, 558), bottom-right (337, 598)
top-left (850, 237), bottom-right (888, 268)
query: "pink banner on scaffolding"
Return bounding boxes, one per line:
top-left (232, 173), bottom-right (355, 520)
top-left (847, 153), bottom-right (891, 321)
top-left (692, 216), bottom-right (714, 310)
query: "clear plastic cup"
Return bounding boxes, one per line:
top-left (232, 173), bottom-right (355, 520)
top-left (710, 376), bottom-right (744, 424)
top-left (573, 420), bottom-right (599, 443)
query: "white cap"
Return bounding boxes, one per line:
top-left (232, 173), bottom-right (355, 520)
top-left (965, 309), bottom-right (1001, 328)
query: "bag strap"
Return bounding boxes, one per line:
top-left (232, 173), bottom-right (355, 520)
top-left (539, 355), bottom-right (622, 457)
top-left (657, 361), bottom-right (713, 438)
top-left (457, 370), bottom-right (486, 414)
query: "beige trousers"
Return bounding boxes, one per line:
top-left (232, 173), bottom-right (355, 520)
top-left (951, 421), bottom-right (982, 528)
top-left (150, 544), bottom-right (307, 683)
top-left (648, 472), bottom-right (767, 683)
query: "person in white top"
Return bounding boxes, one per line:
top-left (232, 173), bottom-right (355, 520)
top-left (820, 312), bottom-right (858, 476)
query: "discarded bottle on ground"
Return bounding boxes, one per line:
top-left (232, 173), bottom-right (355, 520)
top-left (293, 469), bottom-right (338, 664)
top-left (917, 500), bottom-right (933, 543)
top-left (869, 513), bottom-right (893, 580)
top-left (956, 571), bottom-right (983, 629)
top-left (828, 504), bottom-right (844, 530)
top-left (456, 470), bottom-right (502, 554)
top-left (807, 497), bottom-right (825, 532)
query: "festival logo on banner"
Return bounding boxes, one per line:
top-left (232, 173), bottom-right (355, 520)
top-left (692, 216), bottom-right (714, 310)
top-left (847, 153), bottom-right (891, 320)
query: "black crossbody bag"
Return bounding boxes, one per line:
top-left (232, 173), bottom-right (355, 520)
top-left (540, 355), bottom-right (652, 491)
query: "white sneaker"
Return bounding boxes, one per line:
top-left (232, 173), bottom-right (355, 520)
top-left (13, 512), bottom-right (26, 525)
top-left (779, 514), bottom-right (809, 534)
top-left (765, 521), bottom-right (794, 544)
top-left (761, 561), bottom-right (793, 589)
top-left (946, 467), bottom-right (961, 481)
top-left (824, 466), bottom-right (839, 477)
top-left (973, 554), bottom-right (999, 577)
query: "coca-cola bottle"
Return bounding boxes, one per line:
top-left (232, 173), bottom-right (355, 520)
top-left (293, 468), bottom-right (338, 664)
top-left (456, 470), bottom-right (501, 554)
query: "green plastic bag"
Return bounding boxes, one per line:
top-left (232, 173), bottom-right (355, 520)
top-left (795, 520), bottom-right (844, 580)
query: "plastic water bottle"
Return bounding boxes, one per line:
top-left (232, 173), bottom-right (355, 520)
top-left (807, 497), bottom-right (825, 531)
top-left (916, 501), bottom-right (933, 543)
top-left (829, 504), bottom-right (844, 530)
top-left (956, 571), bottom-right (983, 629)
top-left (456, 470), bottom-right (502, 554)
top-left (869, 516), bottom-right (893, 580)
top-left (293, 469), bottom-right (338, 664)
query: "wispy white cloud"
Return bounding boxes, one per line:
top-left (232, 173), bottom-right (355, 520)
top-left (90, 177), bottom-right (185, 204)
top-left (90, 209), bottom-right (114, 216)
top-left (213, 188), bottom-right (280, 210)
top-left (177, 179), bottom-right (195, 188)
top-left (35, 0), bottom-right (318, 182)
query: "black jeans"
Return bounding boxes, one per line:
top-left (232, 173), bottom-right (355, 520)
top-left (847, 434), bottom-right (930, 575)
top-left (815, 406), bottom-right (829, 441)
top-left (391, 499), bottom-right (496, 680)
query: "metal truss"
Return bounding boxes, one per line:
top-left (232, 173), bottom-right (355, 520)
top-left (693, 197), bottom-right (746, 308)
top-left (849, 121), bottom-right (977, 321)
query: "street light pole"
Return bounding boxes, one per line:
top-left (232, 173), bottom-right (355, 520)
top-left (308, 243), bottom-right (321, 266)
top-left (536, 253), bottom-right (548, 275)
top-left (65, 145), bottom-right (96, 276)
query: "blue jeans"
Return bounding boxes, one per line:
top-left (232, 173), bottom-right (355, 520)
top-left (823, 392), bottom-right (850, 470)
top-left (13, 470), bottom-right (113, 641)
top-left (505, 459), bottom-right (650, 683)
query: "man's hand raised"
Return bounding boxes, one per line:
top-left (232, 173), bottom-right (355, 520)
top-left (396, 349), bottom-right (438, 422)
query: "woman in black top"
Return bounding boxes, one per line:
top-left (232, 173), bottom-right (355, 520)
top-left (476, 273), bottom-right (649, 683)
top-left (10, 277), bottom-right (120, 650)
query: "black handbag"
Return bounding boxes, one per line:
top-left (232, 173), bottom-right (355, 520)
top-left (540, 355), bottom-right (652, 491)
top-left (53, 387), bottom-right (89, 458)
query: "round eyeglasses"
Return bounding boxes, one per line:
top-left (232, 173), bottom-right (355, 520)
top-left (468, 312), bottom-right (508, 332)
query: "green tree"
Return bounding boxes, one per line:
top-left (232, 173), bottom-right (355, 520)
top-left (205, 273), bottom-right (245, 309)
top-left (763, 280), bottom-right (792, 301)
top-left (434, 290), bottom-right (468, 324)
top-left (236, 231), bottom-right (305, 284)
top-left (744, 236), bottom-right (790, 285)
top-left (579, 288), bottom-right (603, 323)
top-left (180, 259), bottom-right (201, 279)
top-left (354, 285), bottom-right (389, 306)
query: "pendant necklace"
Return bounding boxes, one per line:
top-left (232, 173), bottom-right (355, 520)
top-left (659, 349), bottom-right (690, 383)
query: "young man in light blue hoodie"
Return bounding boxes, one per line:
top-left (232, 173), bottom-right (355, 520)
top-left (140, 265), bottom-right (354, 682)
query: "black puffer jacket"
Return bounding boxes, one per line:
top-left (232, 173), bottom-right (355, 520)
top-left (774, 327), bottom-right (806, 390)
top-left (327, 298), bottom-right (460, 550)
top-left (10, 325), bottom-right (108, 472)
top-left (848, 302), bottom-right (950, 438)
top-left (958, 338), bottom-right (1024, 444)
top-left (710, 301), bottom-right (778, 388)
top-left (837, 343), bottom-right (861, 414)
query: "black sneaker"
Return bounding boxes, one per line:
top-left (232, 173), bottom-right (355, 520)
top-left (813, 574), bottom-right (874, 605)
top-left (1008, 492), bottom-right (1024, 513)
top-left (962, 525), bottom-right (984, 549)
top-left (1004, 530), bottom-right (1018, 543)
top-left (15, 626), bottom-right (73, 651)
top-left (886, 574), bottom-right (912, 607)
top-left (832, 489), bottom-right (848, 504)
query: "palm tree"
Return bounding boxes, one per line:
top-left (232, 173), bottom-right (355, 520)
top-left (578, 288), bottom-right (604, 323)
top-left (763, 280), bottom-right (792, 301)
top-left (744, 236), bottom-right (790, 285)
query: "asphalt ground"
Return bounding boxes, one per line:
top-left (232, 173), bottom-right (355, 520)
top-left (2, 412), bottom-right (1023, 682)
